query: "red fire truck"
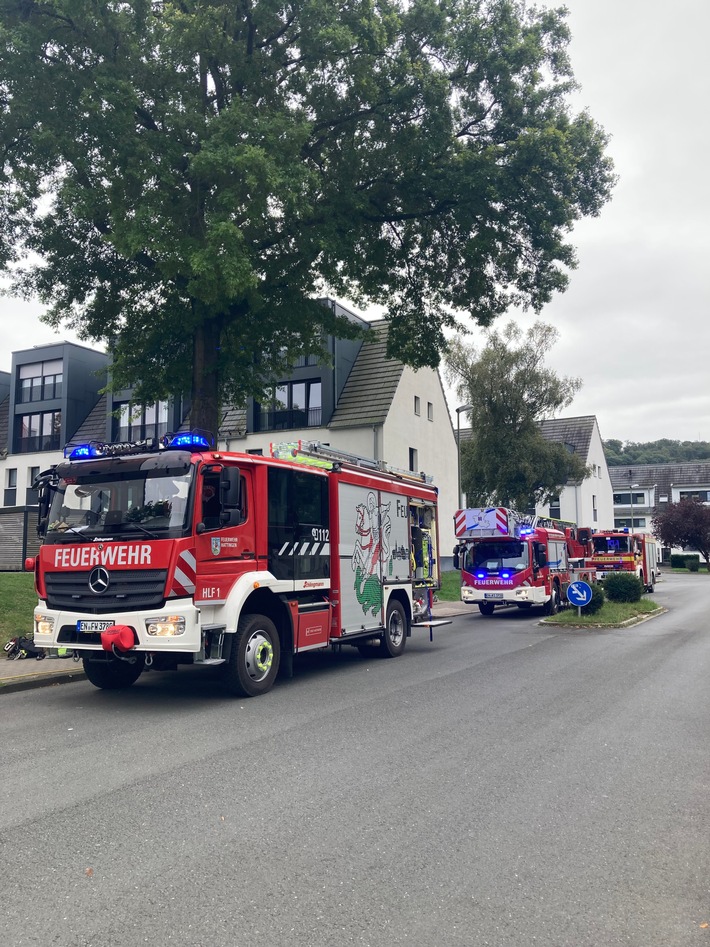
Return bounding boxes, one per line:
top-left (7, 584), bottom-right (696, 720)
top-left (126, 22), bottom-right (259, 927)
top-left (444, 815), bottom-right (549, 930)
top-left (27, 434), bottom-right (443, 695)
top-left (583, 529), bottom-right (658, 592)
top-left (453, 507), bottom-right (590, 616)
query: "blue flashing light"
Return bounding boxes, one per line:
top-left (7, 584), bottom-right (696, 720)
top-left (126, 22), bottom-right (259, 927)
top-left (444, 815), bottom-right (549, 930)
top-left (65, 442), bottom-right (104, 460)
top-left (476, 572), bottom-right (486, 580)
top-left (500, 572), bottom-right (511, 579)
top-left (519, 527), bottom-right (534, 536)
top-left (165, 431), bottom-right (213, 450)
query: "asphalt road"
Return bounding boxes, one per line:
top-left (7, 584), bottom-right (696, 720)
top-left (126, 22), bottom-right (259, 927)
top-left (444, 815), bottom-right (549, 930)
top-left (2, 573), bottom-right (709, 947)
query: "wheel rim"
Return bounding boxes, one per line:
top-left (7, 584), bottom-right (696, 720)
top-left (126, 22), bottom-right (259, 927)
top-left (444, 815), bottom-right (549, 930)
top-left (388, 609), bottom-right (404, 647)
top-left (244, 630), bottom-right (274, 683)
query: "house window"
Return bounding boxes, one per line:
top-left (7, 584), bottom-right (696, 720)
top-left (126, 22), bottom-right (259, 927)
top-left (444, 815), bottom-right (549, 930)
top-left (613, 492), bottom-right (645, 506)
top-left (26, 465), bottom-right (40, 505)
top-left (615, 517), bottom-right (646, 529)
top-left (592, 494), bottom-right (598, 523)
top-left (678, 489), bottom-right (710, 502)
top-left (17, 359), bottom-right (64, 403)
top-left (549, 495), bottom-right (561, 519)
top-left (427, 402), bottom-right (433, 421)
top-left (15, 410), bottom-right (62, 452)
top-left (414, 396), bottom-right (421, 416)
top-left (114, 401), bottom-right (169, 442)
top-left (409, 448), bottom-right (418, 472)
top-left (4, 468), bottom-right (17, 506)
top-left (257, 381), bottom-right (322, 431)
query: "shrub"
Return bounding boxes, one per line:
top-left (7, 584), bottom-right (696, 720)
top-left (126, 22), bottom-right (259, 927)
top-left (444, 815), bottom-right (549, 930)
top-left (580, 582), bottom-right (605, 615)
top-left (670, 553), bottom-right (686, 568)
top-left (687, 558), bottom-right (700, 572)
top-left (604, 572), bottom-right (643, 602)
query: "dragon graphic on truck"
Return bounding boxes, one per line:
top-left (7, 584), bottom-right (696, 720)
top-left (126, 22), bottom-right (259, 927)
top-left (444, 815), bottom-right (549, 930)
top-left (352, 492), bottom-right (392, 615)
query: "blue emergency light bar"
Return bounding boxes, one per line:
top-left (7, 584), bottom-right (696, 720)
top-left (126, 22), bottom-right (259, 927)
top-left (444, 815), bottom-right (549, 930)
top-left (63, 431), bottom-right (213, 460)
top-left (164, 431), bottom-right (213, 450)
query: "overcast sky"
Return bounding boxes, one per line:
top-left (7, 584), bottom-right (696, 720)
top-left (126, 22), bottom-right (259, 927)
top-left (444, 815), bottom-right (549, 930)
top-left (1, 0), bottom-right (708, 445)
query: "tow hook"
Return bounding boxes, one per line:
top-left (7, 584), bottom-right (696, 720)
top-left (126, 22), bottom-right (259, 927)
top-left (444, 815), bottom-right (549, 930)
top-left (101, 625), bottom-right (137, 661)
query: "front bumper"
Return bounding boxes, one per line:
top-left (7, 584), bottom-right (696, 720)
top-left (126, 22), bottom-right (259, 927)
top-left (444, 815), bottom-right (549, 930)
top-left (461, 585), bottom-right (547, 606)
top-left (33, 598), bottom-right (202, 653)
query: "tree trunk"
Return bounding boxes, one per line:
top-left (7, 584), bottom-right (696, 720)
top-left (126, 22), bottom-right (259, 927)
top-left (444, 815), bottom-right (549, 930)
top-left (191, 315), bottom-right (222, 440)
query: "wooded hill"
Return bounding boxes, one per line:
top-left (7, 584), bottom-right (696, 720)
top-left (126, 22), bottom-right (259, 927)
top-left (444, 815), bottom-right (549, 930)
top-left (604, 440), bottom-right (710, 466)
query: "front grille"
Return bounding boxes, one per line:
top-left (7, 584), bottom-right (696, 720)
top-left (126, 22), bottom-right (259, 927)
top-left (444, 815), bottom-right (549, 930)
top-left (45, 569), bottom-right (168, 614)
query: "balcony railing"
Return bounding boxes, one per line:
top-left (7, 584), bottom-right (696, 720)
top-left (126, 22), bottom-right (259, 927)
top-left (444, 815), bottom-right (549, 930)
top-left (257, 407), bottom-right (322, 432)
top-left (15, 435), bottom-right (61, 453)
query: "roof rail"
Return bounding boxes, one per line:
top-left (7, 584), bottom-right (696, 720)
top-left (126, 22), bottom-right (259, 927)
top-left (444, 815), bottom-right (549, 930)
top-left (269, 440), bottom-right (434, 483)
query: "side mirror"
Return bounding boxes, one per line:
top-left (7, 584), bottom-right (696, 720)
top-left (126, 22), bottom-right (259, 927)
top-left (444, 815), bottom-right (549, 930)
top-left (453, 546), bottom-right (460, 570)
top-left (220, 466), bottom-right (241, 509)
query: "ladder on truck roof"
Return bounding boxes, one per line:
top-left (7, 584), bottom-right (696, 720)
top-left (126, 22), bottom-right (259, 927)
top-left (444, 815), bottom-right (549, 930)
top-left (269, 440), bottom-right (434, 485)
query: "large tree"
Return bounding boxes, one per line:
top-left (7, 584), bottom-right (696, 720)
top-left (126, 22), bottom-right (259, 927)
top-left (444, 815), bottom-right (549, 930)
top-left (0, 0), bottom-right (615, 433)
top-left (446, 320), bottom-right (588, 508)
top-left (652, 499), bottom-right (710, 572)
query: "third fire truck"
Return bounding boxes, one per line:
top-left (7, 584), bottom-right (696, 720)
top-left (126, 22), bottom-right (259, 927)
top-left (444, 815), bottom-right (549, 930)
top-left (583, 529), bottom-right (658, 592)
top-left (453, 507), bottom-right (594, 615)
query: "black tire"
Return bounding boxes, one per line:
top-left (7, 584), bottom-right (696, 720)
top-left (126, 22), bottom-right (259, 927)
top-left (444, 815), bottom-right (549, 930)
top-left (223, 613), bottom-right (280, 697)
top-left (478, 602), bottom-right (495, 616)
top-left (82, 654), bottom-right (145, 690)
top-left (381, 600), bottom-right (408, 658)
top-left (647, 573), bottom-right (656, 593)
top-left (544, 585), bottom-right (560, 616)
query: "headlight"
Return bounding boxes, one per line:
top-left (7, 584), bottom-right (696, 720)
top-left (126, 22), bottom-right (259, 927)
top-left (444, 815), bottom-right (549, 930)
top-left (145, 615), bottom-right (186, 637)
top-left (34, 612), bottom-right (54, 635)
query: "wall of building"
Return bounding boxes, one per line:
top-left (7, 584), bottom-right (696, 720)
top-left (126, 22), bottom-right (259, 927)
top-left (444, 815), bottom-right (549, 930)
top-left (555, 424), bottom-right (614, 530)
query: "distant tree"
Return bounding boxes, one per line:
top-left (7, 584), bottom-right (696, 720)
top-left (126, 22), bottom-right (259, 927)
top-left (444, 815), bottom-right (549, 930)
top-left (652, 499), bottom-right (710, 572)
top-left (604, 439), bottom-right (710, 466)
top-left (0, 0), bottom-right (615, 436)
top-left (446, 321), bottom-right (588, 509)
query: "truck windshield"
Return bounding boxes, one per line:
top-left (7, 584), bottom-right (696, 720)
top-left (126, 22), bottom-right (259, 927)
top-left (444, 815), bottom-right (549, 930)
top-left (465, 540), bottom-right (528, 573)
top-left (593, 536), bottom-right (630, 554)
top-left (45, 470), bottom-right (193, 541)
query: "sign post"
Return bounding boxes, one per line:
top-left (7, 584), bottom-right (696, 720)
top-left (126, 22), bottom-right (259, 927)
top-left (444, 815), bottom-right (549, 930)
top-left (567, 580), bottom-right (593, 618)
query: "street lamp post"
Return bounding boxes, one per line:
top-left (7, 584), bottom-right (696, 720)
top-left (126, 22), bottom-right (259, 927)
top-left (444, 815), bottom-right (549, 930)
top-left (629, 477), bottom-right (639, 532)
top-left (456, 403), bottom-right (472, 509)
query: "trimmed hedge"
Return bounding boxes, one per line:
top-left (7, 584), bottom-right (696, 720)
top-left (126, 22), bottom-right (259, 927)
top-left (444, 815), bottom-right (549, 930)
top-left (604, 572), bottom-right (643, 602)
top-left (580, 582), bottom-right (605, 615)
top-left (687, 558), bottom-right (700, 573)
top-left (671, 553), bottom-right (701, 569)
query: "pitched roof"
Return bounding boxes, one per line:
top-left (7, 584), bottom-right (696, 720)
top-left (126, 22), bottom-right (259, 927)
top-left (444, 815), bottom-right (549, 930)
top-left (537, 415), bottom-right (597, 460)
top-left (609, 462), bottom-right (710, 501)
top-left (328, 320), bottom-right (404, 429)
top-left (458, 415), bottom-right (599, 460)
top-left (70, 393), bottom-right (109, 444)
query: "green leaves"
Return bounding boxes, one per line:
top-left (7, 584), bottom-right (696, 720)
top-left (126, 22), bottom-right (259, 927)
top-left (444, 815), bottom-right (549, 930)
top-left (0, 0), bottom-right (615, 431)
top-left (447, 320), bottom-right (587, 508)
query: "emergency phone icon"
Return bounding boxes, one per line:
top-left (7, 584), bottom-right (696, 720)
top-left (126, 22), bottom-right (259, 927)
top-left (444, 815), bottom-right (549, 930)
top-left (567, 580), bottom-right (592, 607)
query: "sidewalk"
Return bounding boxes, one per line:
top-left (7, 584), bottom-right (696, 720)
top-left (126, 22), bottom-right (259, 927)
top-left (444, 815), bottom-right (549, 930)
top-left (0, 600), bottom-right (472, 695)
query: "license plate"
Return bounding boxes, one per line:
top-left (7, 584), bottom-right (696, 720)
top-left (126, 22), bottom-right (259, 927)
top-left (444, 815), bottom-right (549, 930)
top-left (484, 593), bottom-right (504, 599)
top-left (77, 620), bottom-right (115, 633)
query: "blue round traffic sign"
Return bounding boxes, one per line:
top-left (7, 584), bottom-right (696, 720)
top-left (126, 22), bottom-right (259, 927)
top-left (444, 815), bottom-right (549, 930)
top-left (568, 580), bottom-right (593, 607)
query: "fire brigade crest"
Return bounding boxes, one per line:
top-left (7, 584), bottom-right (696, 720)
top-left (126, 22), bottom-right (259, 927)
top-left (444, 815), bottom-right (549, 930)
top-left (352, 492), bottom-right (392, 615)
top-left (211, 537), bottom-right (221, 556)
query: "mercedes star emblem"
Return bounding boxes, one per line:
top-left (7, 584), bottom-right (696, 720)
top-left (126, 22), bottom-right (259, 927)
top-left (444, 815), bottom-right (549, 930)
top-left (88, 566), bottom-right (110, 595)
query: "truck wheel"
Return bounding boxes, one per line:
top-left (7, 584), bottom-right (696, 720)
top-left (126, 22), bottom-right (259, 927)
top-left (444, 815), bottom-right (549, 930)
top-left (82, 654), bottom-right (145, 690)
top-left (544, 586), bottom-right (560, 615)
top-left (647, 573), bottom-right (656, 593)
top-left (478, 602), bottom-right (495, 616)
top-left (224, 614), bottom-right (280, 697)
top-left (381, 600), bottom-right (407, 658)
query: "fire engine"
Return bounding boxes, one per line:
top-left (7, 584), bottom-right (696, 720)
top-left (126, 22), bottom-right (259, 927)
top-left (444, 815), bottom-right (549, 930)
top-left (27, 434), bottom-right (444, 695)
top-left (582, 529), bottom-right (658, 592)
top-left (453, 507), bottom-right (592, 615)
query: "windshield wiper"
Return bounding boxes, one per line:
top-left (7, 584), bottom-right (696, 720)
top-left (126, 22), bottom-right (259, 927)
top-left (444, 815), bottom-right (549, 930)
top-left (123, 522), bottom-right (160, 539)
